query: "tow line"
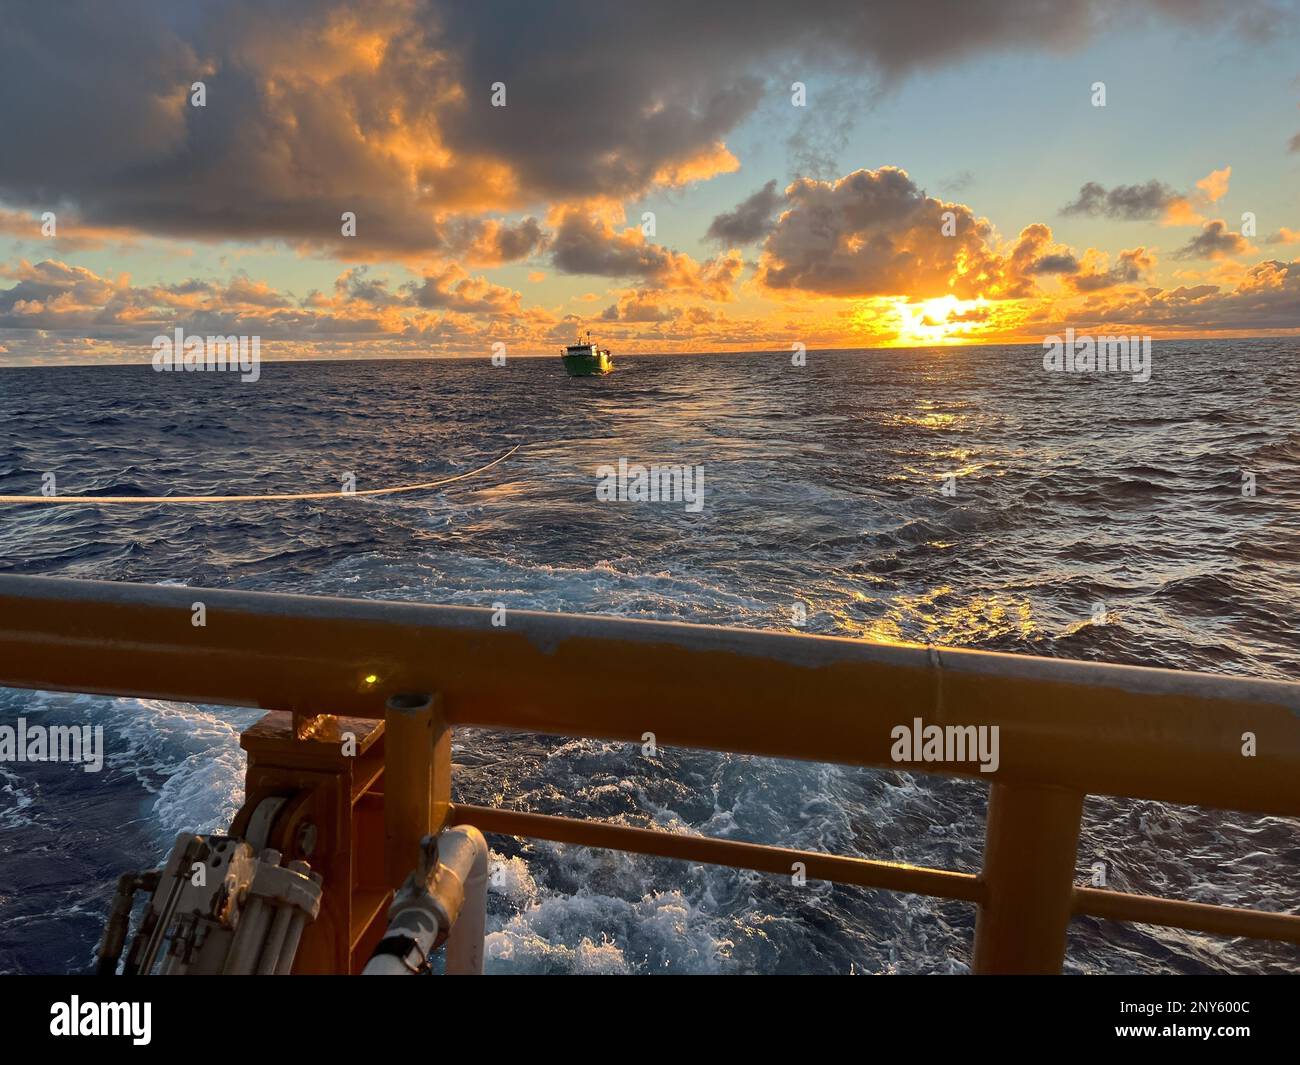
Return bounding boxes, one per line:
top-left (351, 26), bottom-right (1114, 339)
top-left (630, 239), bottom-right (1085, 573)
top-left (0, 444), bottom-right (520, 504)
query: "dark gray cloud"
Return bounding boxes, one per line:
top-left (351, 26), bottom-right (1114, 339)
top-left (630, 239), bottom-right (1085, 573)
top-left (706, 181), bottom-right (781, 244)
top-left (1068, 246), bottom-right (1154, 291)
top-left (600, 293), bottom-right (677, 323)
top-left (404, 265), bottom-right (519, 313)
top-left (0, 0), bottom-right (1283, 253)
top-left (487, 218), bottom-right (546, 262)
top-left (1029, 253), bottom-right (1081, 274)
top-left (938, 171), bottom-right (976, 195)
top-left (785, 82), bottom-right (862, 181)
top-left (550, 213), bottom-right (676, 278)
top-left (333, 267), bottom-right (404, 307)
top-left (1060, 180), bottom-right (1182, 220)
top-left (756, 167), bottom-right (1010, 299)
top-left (1173, 219), bottom-right (1251, 260)
top-left (548, 212), bottom-right (743, 298)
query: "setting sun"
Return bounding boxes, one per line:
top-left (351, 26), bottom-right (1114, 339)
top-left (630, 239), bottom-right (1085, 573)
top-left (895, 296), bottom-right (989, 346)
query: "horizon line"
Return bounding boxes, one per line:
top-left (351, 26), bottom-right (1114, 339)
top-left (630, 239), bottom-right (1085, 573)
top-left (1, 331), bottom-right (1297, 371)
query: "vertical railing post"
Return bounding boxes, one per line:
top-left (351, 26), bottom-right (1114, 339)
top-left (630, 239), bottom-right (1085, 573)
top-left (384, 692), bottom-right (450, 890)
top-left (973, 782), bottom-right (1084, 974)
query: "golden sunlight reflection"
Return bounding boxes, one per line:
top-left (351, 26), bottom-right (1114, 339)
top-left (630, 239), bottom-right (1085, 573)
top-left (831, 588), bottom-right (1039, 644)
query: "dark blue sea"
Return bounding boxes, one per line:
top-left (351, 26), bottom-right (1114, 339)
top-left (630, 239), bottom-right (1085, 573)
top-left (0, 343), bottom-right (1297, 974)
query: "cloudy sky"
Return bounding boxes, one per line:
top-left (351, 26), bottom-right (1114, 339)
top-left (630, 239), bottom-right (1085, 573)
top-left (2, 0), bottom-right (1299, 365)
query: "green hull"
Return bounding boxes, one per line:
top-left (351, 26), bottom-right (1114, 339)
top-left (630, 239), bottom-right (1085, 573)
top-left (562, 352), bottom-right (613, 376)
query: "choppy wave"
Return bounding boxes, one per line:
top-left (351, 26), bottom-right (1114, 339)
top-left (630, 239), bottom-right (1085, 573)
top-left (0, 342), bottom-right (1297, 974)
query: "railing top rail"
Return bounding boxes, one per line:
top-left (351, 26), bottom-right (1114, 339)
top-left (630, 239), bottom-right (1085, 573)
top-left (1, 574), bottom-right (1297, 816)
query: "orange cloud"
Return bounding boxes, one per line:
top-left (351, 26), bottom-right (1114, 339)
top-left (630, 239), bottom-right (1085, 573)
top-left (1195, 166), bottom-right (1231, 203)
top-left (549, 211), bottom-right (743, 301)
top-left (1165, 166), bottom-right (1232, 225)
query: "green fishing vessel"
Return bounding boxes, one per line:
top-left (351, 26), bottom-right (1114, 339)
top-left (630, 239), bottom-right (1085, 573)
top-left (561, 332), bottom-right (613, 376)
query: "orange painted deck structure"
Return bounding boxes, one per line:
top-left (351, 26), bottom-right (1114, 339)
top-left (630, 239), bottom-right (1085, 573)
top-left (0, 574), bottom-right (1297, 973)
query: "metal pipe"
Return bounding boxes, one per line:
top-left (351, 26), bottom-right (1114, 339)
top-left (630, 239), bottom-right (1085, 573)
top-left (1073, 886), bottom-right (1300, 944)
top-left (442, 826), bottom-right (488, 975)
top-left (223, 896), bottom-right (271, 975)
top-left (453, 803), bottom-right (1298, 947)
top-left (450, 803), bottom-right (984, 903)
top-left (1, 575), bottom-right (1296, 815)
top-left (363, 825), bottom-right (489, 975)
top-left (275, 912), bottom-right (309, 975)
top-left (96, 873), bottom-right (148, 976)
top-left (257, 905), bottom-right (293, 975)
top-left (275, 862), bottom-right (319, 975)
top-left (973, 784), bottom-right (1084, 974)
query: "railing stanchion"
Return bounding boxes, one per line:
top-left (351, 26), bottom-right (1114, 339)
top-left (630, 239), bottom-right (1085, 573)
top-left (384, 692), bottom-right (450, 890)
top-left (973, 782), bottom-right (1084, 974)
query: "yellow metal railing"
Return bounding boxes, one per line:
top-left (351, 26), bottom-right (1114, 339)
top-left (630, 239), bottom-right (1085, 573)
top-left (1, 574), bottom-right (1298, 973)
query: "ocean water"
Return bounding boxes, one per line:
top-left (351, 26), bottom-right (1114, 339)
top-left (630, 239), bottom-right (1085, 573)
top-left (0, 342), bottom-right (1296, 975)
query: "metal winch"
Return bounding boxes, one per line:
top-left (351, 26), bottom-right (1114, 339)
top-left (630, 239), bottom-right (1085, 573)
top-left (96, 798), bottom-right (323, 976)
